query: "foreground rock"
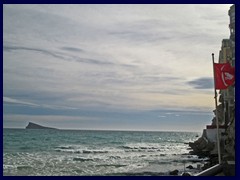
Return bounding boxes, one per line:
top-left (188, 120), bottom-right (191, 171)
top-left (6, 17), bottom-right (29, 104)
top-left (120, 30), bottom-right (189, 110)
top-left (188, 132), bottom-right (215, 158)
top-left (26, 122), bottom-right (57, 129)
top-left (186, 165), bottom-right (194, 169)
top-left (182, 172), bottom-right (191, 176)
top-left (169, 170), bottom-right (178, 176)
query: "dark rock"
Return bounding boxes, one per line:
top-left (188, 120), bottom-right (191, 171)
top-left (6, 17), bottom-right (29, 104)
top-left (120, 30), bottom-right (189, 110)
top-left (182, 172), bottom-right (191, 176)
top-left (188, 130), bottom-right (216, 159)
top-left (186, 165), bottom-right (194, 169)
top-left (202, 162), bottom-right (211, 170)
top-left (203, 142), bottom-right (215, 151)
top-left (169, 170), bottom-right (179, 175)
top-left (26, 122), bottom-right (57, 129)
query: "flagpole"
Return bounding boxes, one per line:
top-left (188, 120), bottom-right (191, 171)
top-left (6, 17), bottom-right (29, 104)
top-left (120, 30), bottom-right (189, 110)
top-left (212, 53), bottom-right (221, 164)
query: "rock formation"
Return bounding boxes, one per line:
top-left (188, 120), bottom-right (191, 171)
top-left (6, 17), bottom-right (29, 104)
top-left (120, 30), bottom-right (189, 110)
top-left (26, 122), bottom-right (57, 129)
top-left (169, 169), bottom-right (179, 176)
top-left (188, 102), bottom-right (235, 174)
top-left (189, 132), bottom-right (215, 157)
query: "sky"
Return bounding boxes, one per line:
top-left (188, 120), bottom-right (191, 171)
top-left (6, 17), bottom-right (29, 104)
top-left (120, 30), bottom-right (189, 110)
top-left (3, 4), bottom-right (232, 132)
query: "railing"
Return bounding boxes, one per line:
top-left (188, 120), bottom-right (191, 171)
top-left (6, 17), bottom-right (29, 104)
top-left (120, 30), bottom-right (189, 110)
top-left (194, 164), bottom-right (223, 176)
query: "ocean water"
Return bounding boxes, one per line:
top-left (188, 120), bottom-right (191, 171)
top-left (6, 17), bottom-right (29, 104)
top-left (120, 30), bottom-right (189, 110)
top-left (3, 129), bottom-right (205, 176)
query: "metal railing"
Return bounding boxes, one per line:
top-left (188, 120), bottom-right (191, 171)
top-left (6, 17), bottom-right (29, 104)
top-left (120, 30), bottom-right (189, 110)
top-left (194, 164), bottom-right (223, 176)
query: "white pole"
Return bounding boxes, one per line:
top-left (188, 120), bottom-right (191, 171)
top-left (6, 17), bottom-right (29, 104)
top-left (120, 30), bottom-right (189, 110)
top-left (212, 53), bottom-right (221, 164)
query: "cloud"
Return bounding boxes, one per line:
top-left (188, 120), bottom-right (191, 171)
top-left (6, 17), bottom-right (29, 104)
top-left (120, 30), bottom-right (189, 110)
top-left (188, 77), bottom-right (214, 89)
top-left (3, 96), bottom-right (78, 110)
top-left (4, 45), bottom-right (115, 66)
top-left (3, 96), bottom-right (39, 107)
top-left (4, 45), bottom-right (65, 60)
top-left (61, 46), bottom-right (84, 53)
top-left (3, 4), bottom-right (231, 130)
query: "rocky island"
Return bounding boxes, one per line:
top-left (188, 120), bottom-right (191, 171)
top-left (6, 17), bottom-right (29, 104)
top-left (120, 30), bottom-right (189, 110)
top-left (26, 122), bottom-right (57, 130)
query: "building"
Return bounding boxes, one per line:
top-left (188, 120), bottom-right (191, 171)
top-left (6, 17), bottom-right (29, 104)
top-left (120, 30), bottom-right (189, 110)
top-left (218, 4), bottom-right (235, 127)
top-left (217, 4), bottom-right (235, 163)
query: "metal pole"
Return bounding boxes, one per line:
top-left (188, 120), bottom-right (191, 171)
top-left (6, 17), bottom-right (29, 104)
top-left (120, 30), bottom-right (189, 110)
top-left (212, 53), bottom-right (221, 164)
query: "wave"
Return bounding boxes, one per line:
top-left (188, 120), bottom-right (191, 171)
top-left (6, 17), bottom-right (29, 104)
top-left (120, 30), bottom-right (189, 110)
top-left (55, 148), bottom-right (109, 154)
top-left (121, 145), bottom-right (159, 150)
top-left (120, 144), bottom-right (162, 153)
top-left (95, 164), bottom-right (127, 168)
top-left (120, 143), bottom-right (188, 155)
top-left (108, 155), bottom-right (121, 159)
top-left (124, 149), bottom-right (161, 153)
top-left (17, 165), bottom-right (33, 170)
top-left (82, 150), bottom-right (108, 154)
top-left (54, 145), bottom-right (113, 154)
top-left (55, 146), bottom-right (73, 150)
top-left (73, 157), bottom-right (95, 162)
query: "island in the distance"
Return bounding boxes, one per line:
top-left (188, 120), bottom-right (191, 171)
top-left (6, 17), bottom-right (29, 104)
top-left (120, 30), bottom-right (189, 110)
top-left (26, 122), bottom-right (58, 130)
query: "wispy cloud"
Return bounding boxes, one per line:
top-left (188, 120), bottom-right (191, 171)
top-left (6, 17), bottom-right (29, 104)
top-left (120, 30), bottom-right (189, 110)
top-left (3, 45), bottom-right (115, 66)
top-left (3, 96), bottom-right (78, 110)
top-left (4, 45), bottom-right (65, 60)
top-left (3, 96), bottom-right (39, 107)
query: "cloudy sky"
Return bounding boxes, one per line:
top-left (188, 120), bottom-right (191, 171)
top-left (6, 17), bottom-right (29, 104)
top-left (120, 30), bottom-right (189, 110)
top-left (3, 4), bottom-right (232, 131)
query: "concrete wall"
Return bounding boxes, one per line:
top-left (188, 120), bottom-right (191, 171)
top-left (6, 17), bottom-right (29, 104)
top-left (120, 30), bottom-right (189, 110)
top-left (205, 128), bottom-right (225, 142)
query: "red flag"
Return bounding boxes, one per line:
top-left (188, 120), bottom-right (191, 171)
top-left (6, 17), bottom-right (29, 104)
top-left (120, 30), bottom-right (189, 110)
top-left (214, 62), bottom-right (235, 89)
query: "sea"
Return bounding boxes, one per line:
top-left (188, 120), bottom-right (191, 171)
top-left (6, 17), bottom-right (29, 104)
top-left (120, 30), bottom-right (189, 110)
top-left (3, 129), bottom-right (206, 176)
